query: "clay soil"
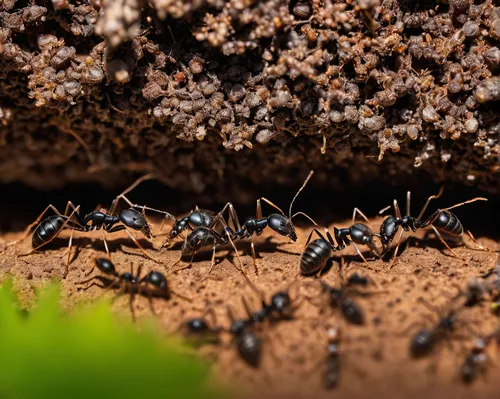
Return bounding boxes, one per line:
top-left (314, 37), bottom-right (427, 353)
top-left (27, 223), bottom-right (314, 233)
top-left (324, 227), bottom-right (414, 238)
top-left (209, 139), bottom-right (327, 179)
top-left (0, 218), bottom-right (499, 399)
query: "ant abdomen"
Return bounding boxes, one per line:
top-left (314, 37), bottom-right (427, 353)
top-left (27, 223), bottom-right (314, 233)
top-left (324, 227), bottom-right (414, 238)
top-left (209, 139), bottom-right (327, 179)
top-left (237, 331), bottom-right (262, 368)
top-left (32, 215), bottom-right (66, 248)
top-left (410, 329), bottom-right (435, 357)
top-left (432, 211), bottom-right (463, 236)
top-left (300, 238), bottom-right (333, 276)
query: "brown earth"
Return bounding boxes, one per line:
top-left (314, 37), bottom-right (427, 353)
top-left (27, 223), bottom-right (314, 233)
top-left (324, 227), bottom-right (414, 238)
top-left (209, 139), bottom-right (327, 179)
top-left (0, 217), bottom-right (499, 399)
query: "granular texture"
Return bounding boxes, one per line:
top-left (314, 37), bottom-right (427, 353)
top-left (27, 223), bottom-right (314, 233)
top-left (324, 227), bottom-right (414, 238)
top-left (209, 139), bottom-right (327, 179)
top-left (0, 0), bottom-right (499, 194)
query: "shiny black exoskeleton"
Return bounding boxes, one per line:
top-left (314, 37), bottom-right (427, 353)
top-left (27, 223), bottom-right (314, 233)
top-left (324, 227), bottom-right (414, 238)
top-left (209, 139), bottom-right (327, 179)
top-left (379, 190), bottom-right (486, 255)
top-left (320, 281), bottom-right (365, 325)
top-left (181, 227), bottom-right (216, 256)
top-left (169, 209), bottom-right (217, 240)
top-left (30, 206), bottom-right (152, 251)
top-left (300, 224), bottom-right (381, 275)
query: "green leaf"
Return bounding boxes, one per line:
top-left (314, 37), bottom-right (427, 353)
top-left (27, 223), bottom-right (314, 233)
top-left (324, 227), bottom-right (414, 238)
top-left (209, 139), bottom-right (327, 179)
top-left (0, 280), bottom-right (222, 399)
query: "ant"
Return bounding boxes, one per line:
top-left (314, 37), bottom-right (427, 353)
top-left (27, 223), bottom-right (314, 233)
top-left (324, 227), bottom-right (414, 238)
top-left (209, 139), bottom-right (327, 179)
top-left (407, 298), bottom-right (469, 358)
top-left (379, 188), bottom-right (491, 263)
top-left (181, 308), bottom-right (222, 346)
top-left (324, 323), bottom-right (342, 389)
top-left (300, 208), bottom-right (382, 275)
top-left (4, 192), bottom-right (160, 277)
top-left (77, 258), bottom-right (189, 320)
top-left (460, 326), bottom-right (500, 384)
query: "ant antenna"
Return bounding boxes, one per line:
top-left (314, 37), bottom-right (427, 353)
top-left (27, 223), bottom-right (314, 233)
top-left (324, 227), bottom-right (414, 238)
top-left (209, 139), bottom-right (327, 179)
top-left (289, 170), bottom-right (316, 226)
top-left (289, 170), bottom-right (314, 219)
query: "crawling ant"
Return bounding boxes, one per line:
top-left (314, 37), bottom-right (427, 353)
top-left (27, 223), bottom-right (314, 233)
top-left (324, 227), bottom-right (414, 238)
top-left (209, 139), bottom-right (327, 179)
top-left (170, 171), bottom-right (316, 276)
top-left (226, 303), bottom-right (262, 368)
top-left (5, 193), bottom-right (160, 276)
top-left (182, 308), bottom-right (222, 346)
top-left (77, 258), bottom-right (189, 320)
top-left (300, 208), bottom-right (382, 275)
top-left (407, 298), bottom-right (468, 358)
top-left (460, 326), bottom-right (500, 383)
top-left (324, 323), bottom-right (342, 389)
top-left (379, 188), bottom-right (491, 263)
top-left (320, 281), bottom-right (365, 325)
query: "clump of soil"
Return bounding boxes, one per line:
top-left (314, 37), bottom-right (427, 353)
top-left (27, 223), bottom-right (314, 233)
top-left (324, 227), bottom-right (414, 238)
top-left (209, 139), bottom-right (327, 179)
top-left (1, 217), bottom-right (499, 399)
top-left (1, 0), bottom-right (499, 194)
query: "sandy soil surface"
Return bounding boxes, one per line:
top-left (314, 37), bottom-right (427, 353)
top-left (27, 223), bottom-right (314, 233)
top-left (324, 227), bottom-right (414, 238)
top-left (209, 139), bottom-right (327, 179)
top-left (0, 217), bottom-right (499, 399)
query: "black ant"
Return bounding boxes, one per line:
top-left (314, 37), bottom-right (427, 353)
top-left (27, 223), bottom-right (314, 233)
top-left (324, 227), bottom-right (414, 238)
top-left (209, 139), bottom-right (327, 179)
top-left (180, 171), bottom-right (316, 273)
top-left (181, 308), bottom-right (222, 346)
top-left (300, 208), bottom-right (382, 276)
top-left (460, 326), bottom-right (500, 384)
top-left (407, 298), bottom-right (468, 358)
top-left (4, 194), bottom-right (160, 277)
top-left (306, 257), bottom-right (383, 325)
top-left (77, 258), bottom-right (189, 320)
top-left (324, 323), bottom-right (342, 389)
top-left (379, 188), bottom-right (491, 263)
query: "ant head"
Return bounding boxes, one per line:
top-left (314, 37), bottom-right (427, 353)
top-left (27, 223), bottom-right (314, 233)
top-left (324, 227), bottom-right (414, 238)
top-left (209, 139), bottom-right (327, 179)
top-left (120, 209), bottom-right (152, 238)
top-left (230, 320), bottom-right (247, 335)
top-left (379, 216), bottom-right (398, 248)
top-left (95, 258), bottom-right (117, 276)
top-left (170, 219), bottom-right (188, 239)
top-left (410, 329), bottom-right (434, 358)
top-left (121, 272), bottom-right (136, 284)
top-left (186, 318), bottom-right (210, 333)
top-left (146, 271), bottom-right (167, 290)
top-left (271, 291), bottom-right (291, 312)
top-left (267, 214), bottom-right (297, 241)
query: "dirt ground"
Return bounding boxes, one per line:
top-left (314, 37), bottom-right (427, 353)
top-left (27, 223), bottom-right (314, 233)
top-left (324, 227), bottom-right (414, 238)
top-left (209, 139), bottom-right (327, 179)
top-left (0, 217), bottom-right (499, 399)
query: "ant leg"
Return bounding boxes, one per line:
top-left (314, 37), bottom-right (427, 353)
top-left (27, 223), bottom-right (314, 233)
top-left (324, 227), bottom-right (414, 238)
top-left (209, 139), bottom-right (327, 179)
top-left (102, 231), bottom-right (111, 259)
top-left (123, 227), bottom-right (161, 263)
top-left (430, 226), bottom-right (464, 259)
top-left (225, 231), bottom-right (263, 298)
top-left (441, 197), bottom-right (488, 213)
top-left (204, 244), bottom-right (218, 278)
top-left (352, 208), bottom-right (372, 228)
top-left (64, 227), bottom-right (76, 278)
top-left (6, 204), bottom-right (69, 247)
top-left (466, 231), bottom-right (500, 252)
top-left (304, 228), bottom-right (335, 250)
top-left (389, 229), bottom-right (405, 268)
top-left (259, 198), bottom-right (285, 215)
top-left (416, 187), bottom-right (444, 223)
top-left (18, 205), bottom-right (82, 256)
top-left (251, 241), bottom-right (258, 275)
top-left (351, 242), bottom-right (368, 263)
top-left (169, 288), bottom-right (193, 302)
top-left (109, 173), bottom-right (157, 215)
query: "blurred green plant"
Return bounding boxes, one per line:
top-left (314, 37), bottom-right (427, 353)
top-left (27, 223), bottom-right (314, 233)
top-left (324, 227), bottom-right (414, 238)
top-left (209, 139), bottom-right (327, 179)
top-left (0, 280), bottom-right (222, 399)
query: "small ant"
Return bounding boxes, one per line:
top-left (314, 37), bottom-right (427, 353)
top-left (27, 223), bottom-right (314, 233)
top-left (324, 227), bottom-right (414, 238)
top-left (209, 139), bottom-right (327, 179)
top-left (300, 208), bottom-right (382, 275)
top-left (379, 188), bottom-right (490, 263)
top-left (408, 298), bottom-right (467, 358)
top-left (77, 258), bottom-right (189, 320)
top-left (324, 323), bottom-right (342, 389)
top-left (460, 326), bottom-right (500, 384)
top-left (182, 308), bottom-right (222, 346)
top-left (320, 281), bottom-right (365, 325)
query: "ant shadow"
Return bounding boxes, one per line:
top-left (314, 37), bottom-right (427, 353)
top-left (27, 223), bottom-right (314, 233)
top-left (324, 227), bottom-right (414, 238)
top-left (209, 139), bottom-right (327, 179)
top-left (168, 235), bottom-right (298, 265)
top-left (33, 236), bottom-right (156, 264)
top-left (382, 233), bottom-right (484, 261)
